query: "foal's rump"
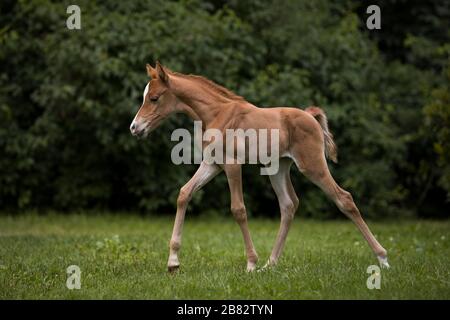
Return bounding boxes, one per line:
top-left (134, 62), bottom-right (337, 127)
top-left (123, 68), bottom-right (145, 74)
top-left (274, 106), bottom-right (337, 172)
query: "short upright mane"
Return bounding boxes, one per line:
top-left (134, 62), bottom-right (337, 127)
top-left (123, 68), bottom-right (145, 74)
top-left (169, 70), bottom-right (245, 102)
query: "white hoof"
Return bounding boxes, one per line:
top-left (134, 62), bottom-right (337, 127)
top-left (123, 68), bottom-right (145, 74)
top-left (247, 264), bottom-right (257, 273)
top-left (377, 255), bottom-right (390, 269)
top-left (167, 255), bottom-right (180, 272)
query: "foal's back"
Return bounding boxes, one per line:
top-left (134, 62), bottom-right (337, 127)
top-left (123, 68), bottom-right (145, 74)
top-left (225, 102), bottom-right (325, 158)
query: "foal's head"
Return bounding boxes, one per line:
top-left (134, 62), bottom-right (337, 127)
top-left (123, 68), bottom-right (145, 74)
top-left (130, 62), bottom-right (179, 137)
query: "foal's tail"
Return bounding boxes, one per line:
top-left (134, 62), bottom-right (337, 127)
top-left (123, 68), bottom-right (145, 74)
top-left (305, 106), bottom-right (338, 163)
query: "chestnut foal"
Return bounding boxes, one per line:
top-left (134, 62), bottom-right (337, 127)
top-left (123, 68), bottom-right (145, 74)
top-left (130, 62), bottom-right (389, 272)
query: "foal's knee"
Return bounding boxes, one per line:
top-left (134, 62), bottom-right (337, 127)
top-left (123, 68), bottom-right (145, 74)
top-left (281, 200), bottom-right (297, 222)
top-left (231, 205), bottom-right (247, 223)
top-left (177, 187), bottom-right (192, 207)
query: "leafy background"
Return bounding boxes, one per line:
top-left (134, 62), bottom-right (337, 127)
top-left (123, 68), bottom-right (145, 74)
top-left (0, 0), bottom-right (448, 219)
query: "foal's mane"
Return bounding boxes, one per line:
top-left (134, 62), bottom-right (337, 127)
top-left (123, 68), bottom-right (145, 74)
top-left (168, 69), bottom-right (245, 102)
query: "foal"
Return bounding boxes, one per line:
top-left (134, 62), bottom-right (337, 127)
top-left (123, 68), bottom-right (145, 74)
top-left (130, 62), bottom-right (389, 272)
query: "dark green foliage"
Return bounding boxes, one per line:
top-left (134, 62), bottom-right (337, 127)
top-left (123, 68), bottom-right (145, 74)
top-left (0, 0), bottom-right (448, 218)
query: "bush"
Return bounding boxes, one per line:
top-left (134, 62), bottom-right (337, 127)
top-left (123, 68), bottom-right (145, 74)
top-left (0, 0), bottom-right (448, 218)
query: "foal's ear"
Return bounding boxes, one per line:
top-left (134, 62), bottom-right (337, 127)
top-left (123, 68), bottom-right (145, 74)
top-left (146, 63), bottom-right (157, 79)
top-left (156, 61), bottom-right (169, 85)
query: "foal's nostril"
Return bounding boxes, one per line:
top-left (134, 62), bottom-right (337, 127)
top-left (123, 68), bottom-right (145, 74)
top-left (130, 123), bottom-right (136, 131)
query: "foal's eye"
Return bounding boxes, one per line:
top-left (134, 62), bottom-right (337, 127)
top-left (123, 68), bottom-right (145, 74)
top-left (150, 96), bottom-right (159, 102)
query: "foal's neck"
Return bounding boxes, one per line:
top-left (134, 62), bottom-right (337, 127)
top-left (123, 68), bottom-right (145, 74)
top-left (169, 74), bottom-right (230, 126)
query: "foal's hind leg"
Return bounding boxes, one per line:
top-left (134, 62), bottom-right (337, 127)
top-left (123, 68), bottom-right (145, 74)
top-left (295, 154), bottom-right (389, 268)
top-left (264, 158), bottom-right (299, 268)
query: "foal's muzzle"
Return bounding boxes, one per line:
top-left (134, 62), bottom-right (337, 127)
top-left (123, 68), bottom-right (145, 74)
top-left (130, 121), bottom-right (144, 137)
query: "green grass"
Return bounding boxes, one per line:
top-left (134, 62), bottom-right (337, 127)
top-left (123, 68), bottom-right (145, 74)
top-left (0, 213), bottom-right (449, 299)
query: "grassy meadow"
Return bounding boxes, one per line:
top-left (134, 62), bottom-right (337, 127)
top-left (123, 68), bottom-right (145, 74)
top-left (0, 213), bottom-right (449, 299)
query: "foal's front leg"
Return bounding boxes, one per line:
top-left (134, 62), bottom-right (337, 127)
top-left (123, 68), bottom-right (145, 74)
top-left (223, 164), bottom-right (258, 272)
top-left (168, 161), bottom-right (221, 272)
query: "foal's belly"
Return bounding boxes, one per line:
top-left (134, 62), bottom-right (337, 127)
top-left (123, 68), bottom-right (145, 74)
top-left (221, 107), bottom-right (293, 163)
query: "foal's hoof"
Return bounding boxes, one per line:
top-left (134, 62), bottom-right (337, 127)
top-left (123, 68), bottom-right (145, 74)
top-left (168, 265), bottom-right (180, 273)
top-left (377, 255), bottom-right (390, 269)
top-left (246, 264), bottom-right (257, 273)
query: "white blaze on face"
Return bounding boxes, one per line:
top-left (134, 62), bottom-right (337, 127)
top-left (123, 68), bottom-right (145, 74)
top-left (130, 82), bottom-right (150, 134)
top-left (142, 82), bottom-right (150, 106)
